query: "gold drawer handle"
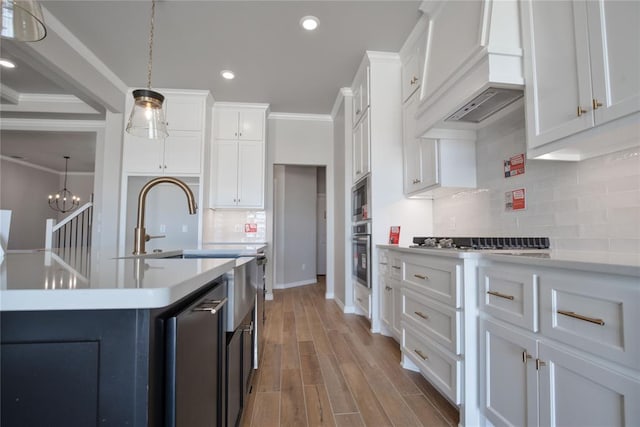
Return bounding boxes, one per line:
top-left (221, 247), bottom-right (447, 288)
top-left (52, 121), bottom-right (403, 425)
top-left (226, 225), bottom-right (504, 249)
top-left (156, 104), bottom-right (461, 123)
top-left (557, 310), bottom-right (605, 326)
top-left (414, 274), bottom-right (428, 280)
top-left (487, 290), bottom-right (515, 300)
top-left (414, 349), bottom-right (428, 360)
top-left (392, 266), bottom-right (401, 270)
top-left (414, 311), bottom-right (429, 320)
top-left (380, 262), bottom-right (388, 265)
top-left (385, 286), bottom-right (392, 291)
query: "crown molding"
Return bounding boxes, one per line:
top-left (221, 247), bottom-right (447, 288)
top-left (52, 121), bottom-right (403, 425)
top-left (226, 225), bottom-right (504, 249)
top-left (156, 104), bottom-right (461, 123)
top-left (1, 155), bottom-right (96, 175)
top-left (268, 112), bottom-right (332, 122)
top-left (330, 87), bottom-right (352, 120)
top-left (214, 102), bottom-right (270, 111)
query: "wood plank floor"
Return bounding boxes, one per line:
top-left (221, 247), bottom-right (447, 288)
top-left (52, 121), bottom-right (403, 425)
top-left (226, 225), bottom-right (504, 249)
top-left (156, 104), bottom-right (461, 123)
top-left (241, 277), bottom-right (459, 427)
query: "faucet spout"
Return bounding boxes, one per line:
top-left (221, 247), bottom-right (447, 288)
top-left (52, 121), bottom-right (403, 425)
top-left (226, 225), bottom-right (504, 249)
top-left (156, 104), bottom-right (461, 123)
top-left (133, 176), bottom-right (197, 255)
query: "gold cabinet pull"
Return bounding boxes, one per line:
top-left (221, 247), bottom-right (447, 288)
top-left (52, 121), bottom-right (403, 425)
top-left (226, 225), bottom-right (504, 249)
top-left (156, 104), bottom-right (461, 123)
top-left (522, 350), bottom-right (533, 364)
top-left (410, 76), bottom-right (418, 85)
top-left (392, 266), bottom-right (401, 270)
top-left (486, 290), bottom-right (515, 300)
top-left (380, 262), bottom-right (388, 265)
top-left (414, 349), bottom-right (428, 360)
top-left (536, 359), bottom-right (546, 370)
top-left (557, 310), bottom-right (605, 326)
top-left (414, 311), bottom-right (429, 320)
top-left (385, 286), bottom-right (392, 291)
top-left (412, 178), bottom-right (422, 184)
top-left (577, 106), bottom-right (588, 117)
top-left (414, 274), bottom-right (428, 280)
top-left (592, 99), bottom-right (603, 109)
top-left (356, 297), bottom-right (363, 303)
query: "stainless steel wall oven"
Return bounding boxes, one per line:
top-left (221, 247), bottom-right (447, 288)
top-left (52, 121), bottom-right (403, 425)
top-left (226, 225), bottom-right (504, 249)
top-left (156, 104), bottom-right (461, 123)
top-left (352, 222), bottom-right (371, 289)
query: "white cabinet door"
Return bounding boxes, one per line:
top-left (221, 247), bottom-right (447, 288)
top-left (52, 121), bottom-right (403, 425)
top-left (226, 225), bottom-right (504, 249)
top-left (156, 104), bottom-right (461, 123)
top-left (392, 279), bottom-right (402, 339)
top-left (403, 93), bottom-right (422, 193)
top-left (353, 111), bottom-right (370, 183)
top-left (237, 141), bottom-right (264, 208)
top-left (419, 138), bottom-right (438, 189)
top-left (380, 275), bottom-right (393, 330)
top-left (165, 95), bottom-right (203, 131)
top-left (216, 109), bottom-right (241, 140)
top-left (538, 342), bottom-right (640, 427)
top-left (212, 140), bottom-right (239, 208)
top-left (163, 131), bottom-right (202, 175)
top-left (587, 0), bottom-right (640, 125)
top-left (481, 319), bottom-right (539, 427)
top-left (521, 0), bottom-right (594, 149)
top-left (238, 110), bottom-right (264, 141)
top-left (122, 134), bottom-right (164, 174)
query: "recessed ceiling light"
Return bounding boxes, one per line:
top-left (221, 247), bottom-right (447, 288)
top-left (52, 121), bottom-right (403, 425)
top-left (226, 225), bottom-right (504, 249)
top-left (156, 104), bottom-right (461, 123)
top-left (300, 16), bottom-right (319, 31)
top-left (221, 70), bottom-right (235, 80)
top-left (0, 59), bottom-right (16, 68)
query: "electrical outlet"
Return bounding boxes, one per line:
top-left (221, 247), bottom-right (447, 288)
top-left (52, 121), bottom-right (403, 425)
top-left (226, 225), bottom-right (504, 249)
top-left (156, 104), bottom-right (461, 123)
top-left (302, 264), bottom-right (306, 271)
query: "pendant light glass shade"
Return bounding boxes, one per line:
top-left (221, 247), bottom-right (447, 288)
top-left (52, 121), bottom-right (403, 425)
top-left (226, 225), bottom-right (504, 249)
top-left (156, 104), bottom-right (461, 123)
top-left (1, 0), bottom-right (47, 42)
top-left (126, 0), bottom-right (168, 140)
top-left (126, 89), bottom-right (168, 139)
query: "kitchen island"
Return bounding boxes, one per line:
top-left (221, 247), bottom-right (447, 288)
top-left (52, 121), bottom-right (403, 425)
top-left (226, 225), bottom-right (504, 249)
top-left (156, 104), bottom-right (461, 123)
top-left (0, 250), bottom-right (237, 427)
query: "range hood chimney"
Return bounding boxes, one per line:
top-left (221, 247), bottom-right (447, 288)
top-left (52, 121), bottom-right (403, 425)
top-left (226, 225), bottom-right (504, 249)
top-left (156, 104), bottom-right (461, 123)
top-left (415, 0), bottom-right (524, 134)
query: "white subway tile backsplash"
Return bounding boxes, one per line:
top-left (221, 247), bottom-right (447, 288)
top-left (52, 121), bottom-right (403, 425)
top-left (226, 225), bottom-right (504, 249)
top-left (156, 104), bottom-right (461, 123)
top-left (202, 209), bottom-right (267, 243)
top-left (433, 109), bottom-right (640, 256)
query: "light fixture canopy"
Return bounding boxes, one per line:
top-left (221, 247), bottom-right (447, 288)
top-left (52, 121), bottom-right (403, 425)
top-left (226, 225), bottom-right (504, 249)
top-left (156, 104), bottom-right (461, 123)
top-left (126, 0), bottom-right (168, 140)
top-left (48, 156), bottom-right (80, 214)
top-left (0, 0), bottom-right (46, 42)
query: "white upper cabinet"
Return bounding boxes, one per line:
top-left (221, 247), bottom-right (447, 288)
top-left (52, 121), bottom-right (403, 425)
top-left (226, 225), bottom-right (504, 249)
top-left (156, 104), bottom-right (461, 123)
top-left (352, 65), bottom-right (370, 127)
top-left (210, 103), bottom-right (268, 209)
top-left (122, 90), bottom-right (210, 175)
top-left (522, 0), bottom-right (640, 160)
top-left (215, 107), bottom-right (264, 141)
top-left (352, 110), bottom-right (370, 183)
top-left (400, 19), bottom-right (428, 104)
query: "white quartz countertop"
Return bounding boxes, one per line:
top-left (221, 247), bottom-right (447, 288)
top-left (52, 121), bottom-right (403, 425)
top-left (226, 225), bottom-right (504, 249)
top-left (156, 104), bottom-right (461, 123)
top-left (0, 250), bottom-right (236, 311)
top-left (377, 245), bottom-right (640, 276)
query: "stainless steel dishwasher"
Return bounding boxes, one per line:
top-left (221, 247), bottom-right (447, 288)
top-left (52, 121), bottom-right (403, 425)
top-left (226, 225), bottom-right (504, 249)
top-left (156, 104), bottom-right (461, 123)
top-left (165, 280), bottom-right (227, 427)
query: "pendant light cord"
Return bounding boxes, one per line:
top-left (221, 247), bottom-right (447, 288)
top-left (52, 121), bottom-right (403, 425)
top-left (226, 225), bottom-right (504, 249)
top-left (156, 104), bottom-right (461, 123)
top-left (147, 0), bottom-right (155, 89)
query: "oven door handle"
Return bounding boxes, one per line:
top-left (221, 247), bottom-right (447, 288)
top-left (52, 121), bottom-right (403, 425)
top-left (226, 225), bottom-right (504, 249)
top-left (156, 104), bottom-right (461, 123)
top-left (353, 235), bottom-right (370, 242)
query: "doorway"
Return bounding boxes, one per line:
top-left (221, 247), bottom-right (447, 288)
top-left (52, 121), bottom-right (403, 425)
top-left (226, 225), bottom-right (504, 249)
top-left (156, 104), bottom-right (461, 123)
top-left (272, 164), bottom-right (327, 289)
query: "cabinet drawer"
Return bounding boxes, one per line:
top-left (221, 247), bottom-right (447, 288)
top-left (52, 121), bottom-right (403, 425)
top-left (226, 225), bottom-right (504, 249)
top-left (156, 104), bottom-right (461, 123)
top-left (403, 323), bottom-right (462, 404)
top-left (403, 255), bottom-right (462, 308)
top-left (403, 287), bottom-right (462, 355)
top-left (354, 284), bottom-right (371, 319)
top-left (539, 269), bottom-right (640, 370)
top-left (479, 264), bottom-right (538, 332)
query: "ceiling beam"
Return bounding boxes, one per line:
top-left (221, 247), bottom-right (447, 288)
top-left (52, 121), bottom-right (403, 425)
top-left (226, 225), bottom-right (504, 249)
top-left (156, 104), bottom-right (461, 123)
top-left (0, 93), bottom-right (101, 114)
top-left (2, 6), bottom-right (129, 114)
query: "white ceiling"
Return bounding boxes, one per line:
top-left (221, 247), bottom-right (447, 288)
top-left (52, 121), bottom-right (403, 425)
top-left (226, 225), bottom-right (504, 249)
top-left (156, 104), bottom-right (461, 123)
top-left (0, 0), bottom-right (422, 171)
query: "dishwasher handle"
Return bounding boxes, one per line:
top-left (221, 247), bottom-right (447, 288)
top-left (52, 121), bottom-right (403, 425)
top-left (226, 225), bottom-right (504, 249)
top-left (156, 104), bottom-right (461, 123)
top-left (192, 297), bottom-right (228, 315)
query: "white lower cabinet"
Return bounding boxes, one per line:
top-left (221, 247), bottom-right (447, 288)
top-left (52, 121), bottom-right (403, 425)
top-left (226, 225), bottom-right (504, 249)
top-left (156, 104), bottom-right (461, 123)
top-left (354, 283), bottom-right (371, 319)
top-left (481, 318), bottom-right (539, 427)
top-left (479, 261), bottom-right (640, 427)
top-left (379, 249), bottom-right (402, 341)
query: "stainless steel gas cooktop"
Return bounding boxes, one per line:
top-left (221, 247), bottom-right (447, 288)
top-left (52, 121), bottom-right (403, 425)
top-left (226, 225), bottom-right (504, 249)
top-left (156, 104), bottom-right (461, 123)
top-left (410, 236), bottom-right (550, 250)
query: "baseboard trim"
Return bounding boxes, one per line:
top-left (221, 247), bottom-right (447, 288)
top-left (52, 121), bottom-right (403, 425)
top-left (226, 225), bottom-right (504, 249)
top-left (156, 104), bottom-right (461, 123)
top-left (273, 279), bottom-right (316, 290)
top-left (343, 304), bottom-right (356, 314)
top-left (333, 297), bottom-right (345, 311)
top-left (325, 292), bottom-right (334, 299)
top-left (265, 292), bottom-right (274, 301)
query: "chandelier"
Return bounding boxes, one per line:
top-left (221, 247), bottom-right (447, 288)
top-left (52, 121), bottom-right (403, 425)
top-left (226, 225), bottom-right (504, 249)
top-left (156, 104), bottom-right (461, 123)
top-left (48, 156), bottom-right (80, 213)
top-left (125, 0), bottom-right (168, 139)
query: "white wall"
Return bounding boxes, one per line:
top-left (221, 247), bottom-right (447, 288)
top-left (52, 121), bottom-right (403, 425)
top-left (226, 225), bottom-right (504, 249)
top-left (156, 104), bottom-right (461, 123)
top-left (433, 107), bottom-right (640, 254)
top-left (274, 165), bottom-right (318, 288)
top-left (332, 99), bottom-right (347, 306)
top-left (123, 176), bottom-right (199, 253)
top-left (265, 115), bottom-right (334, 297)
top-left (0, 159), bottom-right (59, 249)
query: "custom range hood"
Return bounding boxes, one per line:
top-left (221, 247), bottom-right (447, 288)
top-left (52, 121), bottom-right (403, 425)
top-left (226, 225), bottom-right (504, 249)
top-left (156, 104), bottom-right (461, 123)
top-left (414, 0), bottom-right (524, 134)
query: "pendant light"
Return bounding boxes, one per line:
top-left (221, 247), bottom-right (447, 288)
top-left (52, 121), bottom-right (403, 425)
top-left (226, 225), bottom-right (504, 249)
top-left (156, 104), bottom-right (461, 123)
top-left (48, 156), bottom-right (80, 214)
top-left (0, 0), bottom-right (46, 42)
top-left (125, 0), bottom-right (168, 139)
